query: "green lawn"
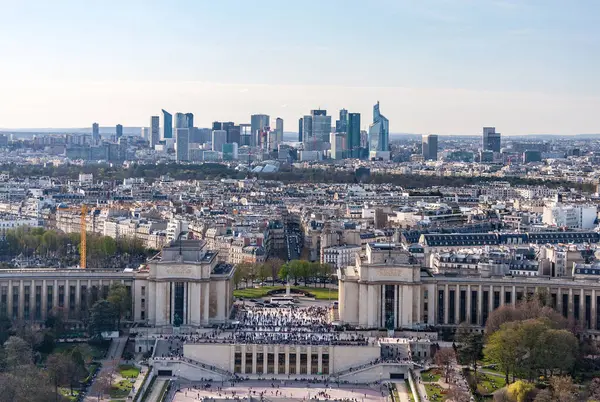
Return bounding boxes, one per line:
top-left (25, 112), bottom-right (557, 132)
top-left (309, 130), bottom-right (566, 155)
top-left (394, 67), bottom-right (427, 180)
top-left (475, 372), bottom-right (505, 395)
top-left (59, 388), bottom-right (79, 402)
top-left (424, 383), bottom-right (444, 401)
top-left (118, 364), bottom-right (141, 379)
top-left (421, 369), bottom-right (442, 382)
top-left (234, 286), bottom-right (338, 300)
top-left (110, 379), bottom-right (134, 398)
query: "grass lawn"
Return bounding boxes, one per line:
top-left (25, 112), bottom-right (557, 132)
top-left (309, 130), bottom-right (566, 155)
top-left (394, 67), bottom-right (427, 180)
top-left (59, 388), bottom-right (79, 402)
top-left (424, 383), bottom-right (444, 401)
top-left (110, 379), bottom-right (134, 398)
top-left (118, 364), bottom-right (141, 379)
top-left (421, 369), bottom-right (442, 383)
top-left (233, 286), bottom-right (338, 300)
top-left (475, 372), bottom-right (505, 395)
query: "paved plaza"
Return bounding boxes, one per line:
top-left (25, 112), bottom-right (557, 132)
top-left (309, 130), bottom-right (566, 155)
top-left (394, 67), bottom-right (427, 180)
top-left (172, 381), bottom-right (389, 401)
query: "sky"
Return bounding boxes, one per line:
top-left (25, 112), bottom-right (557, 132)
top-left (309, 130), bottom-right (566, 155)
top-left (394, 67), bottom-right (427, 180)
top-left (0, 0), bottom-right (599, 135)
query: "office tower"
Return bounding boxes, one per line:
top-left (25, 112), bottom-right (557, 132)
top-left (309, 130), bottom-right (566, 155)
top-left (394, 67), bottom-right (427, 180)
top-left (347, 113), bottom-right (361, 158)
top-left (275, 118), bottom-right (284, 148)
top-left (212, 121), bottom-right (223, 131)
top-left (141, 127), bottom-right (148, 140)
top-left (483, 127), bottom-right (501, 153)
top-left (239, 124), bottom-right (252, 146)
top-left (185, 113), bottom-right (194, 129)
top-left (422, 134), bottom-right (439, 161)
top-left (175, 128), bottom-right (189, 162)
top-left (150, 116), bottom-right (160, 148)
top-left (162, 110), bottom-right (173, 139)
top-left (368, 101), bottom-right (389, 158)
top-left (92, 122), bottom-right (100, 143)
top-left (250, 114), bottom-right (270, 147)
top-left (335, 109), bottom-right (348, 133)
top-left (330, 132), bottom-right (347, 160)
top-left (298, 118), bottom-right (303, 142)
top-left (116, 124), bottom-right (123, 139)
top-left (212, 129), bottom-right (227, 152)
top-left (175, 113), bottom-right (187, 129)
top-left (302, 109), bottom-right (331, 152)
top-left (227, 125), bottom-right (241, 145)
top-left (222, 143), bottom-right (239, 161)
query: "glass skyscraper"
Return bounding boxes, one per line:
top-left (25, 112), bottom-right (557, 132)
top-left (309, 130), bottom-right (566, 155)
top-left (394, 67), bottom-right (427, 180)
top-left (347, 113), bottom-right (361, 158)
top-left (162, 109), bottom-right (173, 139)
top-left (368, 101), bottom-right (389, 156)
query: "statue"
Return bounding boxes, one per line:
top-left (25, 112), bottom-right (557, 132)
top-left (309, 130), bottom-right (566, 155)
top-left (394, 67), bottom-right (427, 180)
top-left (386, 315), bottom-right (394, 331)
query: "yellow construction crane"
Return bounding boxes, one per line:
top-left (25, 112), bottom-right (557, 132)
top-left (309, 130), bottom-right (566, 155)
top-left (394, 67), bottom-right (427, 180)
top-left (80, 204), bottom-right (87, 269)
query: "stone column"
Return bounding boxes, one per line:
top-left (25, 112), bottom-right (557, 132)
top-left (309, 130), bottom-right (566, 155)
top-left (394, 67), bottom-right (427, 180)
top-left (444, 284), bottom-right (449, 324)
top-left (296, 351), bottom-right (301, 374)
top-left (7, 280), bottom-right (13, 318)
top-left (318, 349), bottom-right (323, 375)
top-left (53, 280), bottom-right (59, 310)
top-left (285, 350), bottom-right (290, 375)
top-left (477, 285), bottom-right (483, 325)
top-left (581, 288), bottom-right (586, 327)
top-left (557, 288), bottom-right (562, 313)
top-left (29, 280), bottom-right (35, 321)
top-left (397, 285), bottom-right (403, 327)
top-left (488, 286), bottom-right (494, 315)
top-left (512, 285), bottom-right (516, 307)
top-left (241, 347), bottom-right (246, 375)
top-left (568, 288), bottom-right (574, 319)
top-left (307, 346), bottom-right (312, 375)
top-left (183, 282), bottom-right (187, 325)
top-left (41, 279), bottom-right (48, 320)
top-left (203, 282), bottom-right (210, 326)
top-left (148, 281), bottom-right (156, 325)
top-left (367, 285), bottom-right (376, 327)
top-left (455, 284), bottom-right (460, 325)
top-left (75, 280), bottom-right (81, 312)
top-left (592, 289), bottom-right (597, 330)
top-left (18, 280), bottom-right (24, 320)
top-left (251, 347), bottom-right (257, 374)
top-left (500, 286), bottom-right (505, 306)
top-left (64, 279), bottom-right (70, 315)
top-left (466, 284), bottom-right (471, 324)
top-left (393, 285), bottom-right (398, 328)
top-left (274, 346), bottom-right (279, 375)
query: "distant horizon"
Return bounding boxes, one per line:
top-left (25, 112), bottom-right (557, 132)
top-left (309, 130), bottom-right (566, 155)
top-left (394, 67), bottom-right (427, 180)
top-left (1, 1), bottom-right (600, 134)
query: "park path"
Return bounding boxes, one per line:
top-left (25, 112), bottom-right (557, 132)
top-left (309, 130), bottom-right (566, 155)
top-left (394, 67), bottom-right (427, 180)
top-left (394, 381), bottom-right (411, 402)
top-left (83, 336), bottom-right (128, 402)
top-left (147, 378), bottom-right (168, 402)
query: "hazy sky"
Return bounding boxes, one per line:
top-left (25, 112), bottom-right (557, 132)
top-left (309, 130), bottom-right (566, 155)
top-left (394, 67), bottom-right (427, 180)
top-left (1, 0), bottom-right (599, 135)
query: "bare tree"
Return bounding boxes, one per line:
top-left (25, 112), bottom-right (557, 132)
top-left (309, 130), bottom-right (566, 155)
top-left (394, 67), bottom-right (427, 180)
top-left (434, 348), bottom-right (455, 383)
top-left (445, 385), bottom-right (471, 402)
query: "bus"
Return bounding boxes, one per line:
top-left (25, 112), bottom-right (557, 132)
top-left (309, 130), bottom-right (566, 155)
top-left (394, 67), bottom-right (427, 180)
top-left (270, 296), bottom-right (296, 305)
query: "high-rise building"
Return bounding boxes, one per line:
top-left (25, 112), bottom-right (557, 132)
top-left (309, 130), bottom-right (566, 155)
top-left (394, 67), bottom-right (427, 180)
top-left (368, 101), bottom-right (389, 159)
top-left (298, 118), bottom-right (303, 142)
top-left (250, 114), bottom-right (270, 147)
top-left (162, 110), bottom-right (173, 139)
top-left (222, 143), bottom-right (239, 161)
top-left (483, 127), bottom-right (501, 153)
top-left (116, 124), bottom-right (123, 139)
top-left (302, 109), bottom-right (331, 152)
top-left (347, 113), bottom-right (361, 158)
top-left (212, 130), bottom-right (227, 152)
top-left (175, 113), bottom-right (187, 129)
top-left (422, 134), bottom-right (438, 161)
top-left (239, 124), bottom-right (252, 146)
top-left (212, 121), bottom-right (222, 131)
top-left (335, 109), bottom-right (348, 133)
top-left (92, 123), bottom-right (100, 143)
top-left (275, 118), bottom-right (284, 149)
top-left (175, 128), bottom-right (189, 162)
top-left (185, 113), bottom-right (194, 129)
top-left (330, 132), bottom-right (347, 160)
top-left (227, 125), bottom-right (241, 145)
top-left (150, 116), bottom-right (160, 148)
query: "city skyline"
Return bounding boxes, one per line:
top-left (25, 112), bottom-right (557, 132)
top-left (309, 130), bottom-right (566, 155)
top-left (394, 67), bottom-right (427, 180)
top-left (0, 1), bottom-right (599, 134)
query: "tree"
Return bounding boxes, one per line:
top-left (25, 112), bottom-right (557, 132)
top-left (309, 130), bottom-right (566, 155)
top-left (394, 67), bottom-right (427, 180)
top-left (3, 336), bottom-right (33, 369)
top-left (265, 258), bottom-right (284, 285)
top-left (445, 385), bottom-right (471, 402)
top-left (456, 325), bottom-right (484, 375)
top-left (47, 352), bottom-right (70, 398)
top-left (434, 347), bottom-right (455, 383)
top-left (45, 307), bottom-right (66, 338)
top-left (587, 377), bottom-right (600, 401)
top-left (88, 300), bottom-right (117, 336)
top-left (507, 380), bottom-right (536, 402)
top-left (256, 263), bottom-right (270, 283)
top-left (0, 311), bottom-right (11, 344)
top-left (107, 282), bottom-right (130, 330)
top-left (485, 322), bottom-right (522, 384)
top-left (548, 376), bottom-right (578, 402)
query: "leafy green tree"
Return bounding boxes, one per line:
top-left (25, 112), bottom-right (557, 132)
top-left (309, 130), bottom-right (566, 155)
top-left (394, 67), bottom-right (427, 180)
top-left (507, 380), bottom-right (536, 402)
top-left (456, 325), bottom-right (484, 375)
top-left (88, 300), bottom-right (117, 336)
top-left (107, 282), bottom-right (130, 330)
top-left (485, 321), bottom-right (522, 384)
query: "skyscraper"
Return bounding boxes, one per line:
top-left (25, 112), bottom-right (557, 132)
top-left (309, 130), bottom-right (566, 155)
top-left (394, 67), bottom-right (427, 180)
top-left (162, 110), bottom-right (173, 139)
top-left (185, 113), bottom-right (194, 129)
top-left (150, 116), bottom-right (160, 148)
top-left (298, 118), bottom-right (303, 142)
top-left (212, 130), bottom-right (227, 152)
top-left (347, 113), bottom-right (361, 158)
top-left (212, 121), bottom-right (223, 131)
top-left (335, 109), bottom-right (348, 133)
top-left (368, 101), bottom-right (389, 159)
top-left (92, 122), bottom-right (100, 143)
top-left (275, 118), bottom-right (284, 148)
top-left (116, 124), bottom-right (123, 139)
top-left (422, 134), bottom-right (438, 161)
top-left (250, 114), bottom-right (270, 147)
top-left (175, 128), bottom-right (189, 162)
top-left (175, 113), bottom-right (187, 129)
top-left (482, 127), bottom-right (501, 152)
top-left (227, 125), bottom-right (241, 145)
top-left (302, 109), bottom-right (331, 152)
